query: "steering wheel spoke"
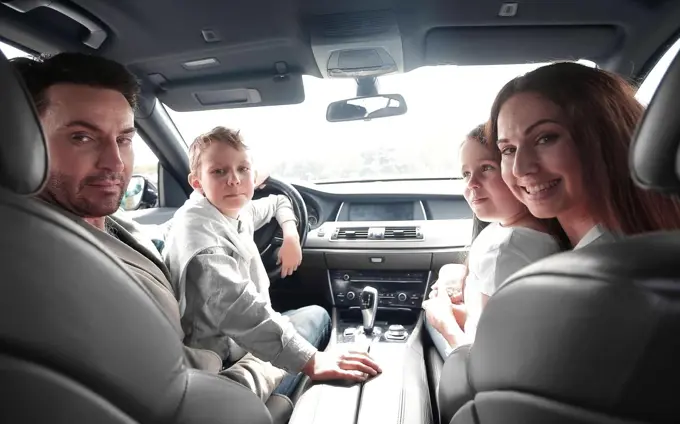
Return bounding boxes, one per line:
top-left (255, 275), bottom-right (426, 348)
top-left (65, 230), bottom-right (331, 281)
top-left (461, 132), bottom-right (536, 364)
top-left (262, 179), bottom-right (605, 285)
top-left (272, 232), bottom-right (284, 247)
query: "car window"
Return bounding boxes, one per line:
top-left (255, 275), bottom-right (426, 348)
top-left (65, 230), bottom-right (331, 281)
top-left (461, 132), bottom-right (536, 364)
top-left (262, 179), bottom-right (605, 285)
top-left (0, 41), bottom-right (32, 59)
top-left (636, 37), bottom-right (680, 105)
top-left (122, 134), bottom-right (160, 211)
top-left (132, 135), bottom-right (159, 187)
top-left (167, 60), bottom-right (595, 183)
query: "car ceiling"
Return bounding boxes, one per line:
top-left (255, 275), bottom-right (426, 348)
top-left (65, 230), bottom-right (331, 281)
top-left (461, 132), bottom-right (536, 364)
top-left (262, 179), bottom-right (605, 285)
top-left (1, 0), bottom-right (679, 112)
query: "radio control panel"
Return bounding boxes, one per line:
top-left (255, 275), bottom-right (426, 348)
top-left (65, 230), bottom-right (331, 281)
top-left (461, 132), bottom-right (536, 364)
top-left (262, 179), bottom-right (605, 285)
top-left (330, 270), bottom-right (429, 309)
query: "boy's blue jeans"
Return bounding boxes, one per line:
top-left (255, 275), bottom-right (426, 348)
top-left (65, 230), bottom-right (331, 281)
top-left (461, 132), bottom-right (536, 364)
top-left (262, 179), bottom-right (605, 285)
top-left (272, 305), bottom-right (331, 397)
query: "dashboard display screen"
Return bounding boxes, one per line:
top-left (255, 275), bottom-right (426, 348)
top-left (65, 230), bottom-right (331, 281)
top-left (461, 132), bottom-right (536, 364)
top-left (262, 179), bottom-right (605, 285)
top-left (348, 202), bottom-right (414, 221)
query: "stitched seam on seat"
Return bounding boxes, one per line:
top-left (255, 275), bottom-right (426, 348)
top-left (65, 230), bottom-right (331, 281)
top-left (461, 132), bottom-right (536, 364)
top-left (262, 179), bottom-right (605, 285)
top-left (169, 371), bottom-right (191, 422)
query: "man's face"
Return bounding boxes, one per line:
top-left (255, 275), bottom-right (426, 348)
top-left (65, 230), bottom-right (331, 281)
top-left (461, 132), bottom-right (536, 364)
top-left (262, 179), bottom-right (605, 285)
top-left (39, 84), bottom-right (135, 218)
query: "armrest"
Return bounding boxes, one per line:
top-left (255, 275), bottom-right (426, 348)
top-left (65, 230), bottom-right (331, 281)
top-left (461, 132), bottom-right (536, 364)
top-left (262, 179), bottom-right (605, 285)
top-left (288, 381), bottom-right (361, 424)
top-left (437, 344), bottom-right (474, 424)
top-left (356, 342), bottom-right (434, 424)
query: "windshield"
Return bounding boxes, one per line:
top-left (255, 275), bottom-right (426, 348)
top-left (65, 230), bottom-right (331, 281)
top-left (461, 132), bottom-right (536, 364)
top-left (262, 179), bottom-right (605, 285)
top-left (169, 63), bottom-right (587, 182)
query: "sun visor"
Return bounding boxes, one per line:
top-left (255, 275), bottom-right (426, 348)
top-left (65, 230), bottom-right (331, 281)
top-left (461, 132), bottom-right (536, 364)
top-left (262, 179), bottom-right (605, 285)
top-left (156, 72), bottom-right (305, 112)
top-left (425, 25), bottom-right (620, 65)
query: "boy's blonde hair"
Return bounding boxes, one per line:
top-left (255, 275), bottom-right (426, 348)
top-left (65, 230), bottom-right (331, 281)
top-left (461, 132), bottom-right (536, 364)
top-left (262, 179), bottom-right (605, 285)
top-left (188, 126), bottom-right (249, 173)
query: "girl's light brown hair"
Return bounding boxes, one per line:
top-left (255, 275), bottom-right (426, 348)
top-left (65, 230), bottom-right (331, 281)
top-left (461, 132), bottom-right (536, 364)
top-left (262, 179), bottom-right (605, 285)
top-left (188, 126), bottom-right (248, 173)
top-left (487, 62), bottom-right (680, 235)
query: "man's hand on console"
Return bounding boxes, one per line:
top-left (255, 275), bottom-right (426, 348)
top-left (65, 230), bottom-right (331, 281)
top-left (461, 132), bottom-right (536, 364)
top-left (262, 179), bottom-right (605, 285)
top-left (302, 348), bottom-right (382, 383)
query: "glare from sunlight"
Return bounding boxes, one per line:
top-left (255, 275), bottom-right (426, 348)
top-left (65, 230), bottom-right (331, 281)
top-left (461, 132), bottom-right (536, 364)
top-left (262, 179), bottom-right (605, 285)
top-left (0, 40), bottom-right (602, 184)
top-left (0, 42), bottom-right (31, 59)
top-left (636, 37), bottom-right (680, 106)
top-left (167, 64), bottom-right (549, 183)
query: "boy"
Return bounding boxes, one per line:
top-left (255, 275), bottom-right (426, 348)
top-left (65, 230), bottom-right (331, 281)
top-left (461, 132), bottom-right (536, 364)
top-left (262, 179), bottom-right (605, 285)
top-left (163, 127), bottom-right (380, 400)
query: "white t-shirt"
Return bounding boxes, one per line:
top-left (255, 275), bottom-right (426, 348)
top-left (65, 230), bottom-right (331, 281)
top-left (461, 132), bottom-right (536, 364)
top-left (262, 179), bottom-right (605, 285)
top-left (574, 224), bottom-right (622, 249)
top-left (465, 223), bottom-right (562, 297)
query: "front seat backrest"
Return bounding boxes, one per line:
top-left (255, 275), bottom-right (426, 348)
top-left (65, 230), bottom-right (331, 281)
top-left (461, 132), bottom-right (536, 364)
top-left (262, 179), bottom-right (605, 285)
top-left (438, 49), bottom-right (680, 424)
top-left (0, 50), bottom-right (271, 424)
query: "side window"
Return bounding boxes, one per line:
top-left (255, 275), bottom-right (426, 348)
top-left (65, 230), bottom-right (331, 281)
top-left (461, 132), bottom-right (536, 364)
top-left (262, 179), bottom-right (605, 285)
top-left (0, 40), bottom-right (33, 59)
top-left (132, 135), bottom-right (159, 186)
top-left (121, 135), bottom-right (160, 211)
top-left (636, 37), bottom-right (680, 105)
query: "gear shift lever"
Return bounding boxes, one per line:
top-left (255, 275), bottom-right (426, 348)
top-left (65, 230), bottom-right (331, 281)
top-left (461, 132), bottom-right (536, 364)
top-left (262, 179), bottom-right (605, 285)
top-left (360, 286), bottom-right (379, 334)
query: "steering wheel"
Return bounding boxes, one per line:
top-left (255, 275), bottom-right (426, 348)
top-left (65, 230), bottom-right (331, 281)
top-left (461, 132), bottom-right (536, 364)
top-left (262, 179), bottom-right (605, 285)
top-left (253, 177), bottom-right (308, 280)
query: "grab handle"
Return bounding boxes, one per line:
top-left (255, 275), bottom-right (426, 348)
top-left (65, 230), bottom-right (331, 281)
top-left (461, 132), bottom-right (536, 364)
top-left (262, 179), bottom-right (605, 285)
top-left (3, 0), bottom-right (107, 49)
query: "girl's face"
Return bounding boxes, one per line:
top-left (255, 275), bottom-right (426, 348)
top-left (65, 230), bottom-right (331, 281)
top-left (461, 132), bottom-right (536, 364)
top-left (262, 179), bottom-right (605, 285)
top-left (460, 137), bottom-right (527, 224)
top-left (496, 92), bottom-right (588, 221)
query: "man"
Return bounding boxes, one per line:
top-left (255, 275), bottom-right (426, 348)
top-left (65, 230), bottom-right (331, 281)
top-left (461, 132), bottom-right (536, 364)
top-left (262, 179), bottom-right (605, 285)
top-left (11, 52), bottom-right (380, 402)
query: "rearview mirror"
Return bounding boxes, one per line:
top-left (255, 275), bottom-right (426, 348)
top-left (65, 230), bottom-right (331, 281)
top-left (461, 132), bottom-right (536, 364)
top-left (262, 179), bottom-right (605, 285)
top-left (121, 175), bottom-right (159, 211)
top-left (326, 94), bottom-right (407, 122)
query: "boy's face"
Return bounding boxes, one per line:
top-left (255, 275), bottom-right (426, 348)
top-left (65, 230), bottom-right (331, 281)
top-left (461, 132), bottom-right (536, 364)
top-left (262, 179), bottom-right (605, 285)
top-left (190, 142), bottom-right (256, 216)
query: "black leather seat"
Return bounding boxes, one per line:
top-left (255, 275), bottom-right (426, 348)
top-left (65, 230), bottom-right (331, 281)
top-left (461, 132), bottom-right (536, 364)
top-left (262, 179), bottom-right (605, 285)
top-left (0, 50), bottom-right (272, 423)
top-left (437, 53), bottom-right (680, 423)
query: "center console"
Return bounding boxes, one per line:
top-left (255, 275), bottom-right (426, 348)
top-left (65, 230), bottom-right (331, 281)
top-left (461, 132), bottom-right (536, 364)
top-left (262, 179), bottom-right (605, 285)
top-left (289, 270), bottom-right (434, 424)
top-left (330, 269), bottom-right (429, 310)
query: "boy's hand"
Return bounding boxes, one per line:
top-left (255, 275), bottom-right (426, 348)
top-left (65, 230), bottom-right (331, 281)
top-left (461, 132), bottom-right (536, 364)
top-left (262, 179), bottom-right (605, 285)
top-left (302, 348), bottom-right (382, 382)
top-left (278, 221), bottom-right (302, 277)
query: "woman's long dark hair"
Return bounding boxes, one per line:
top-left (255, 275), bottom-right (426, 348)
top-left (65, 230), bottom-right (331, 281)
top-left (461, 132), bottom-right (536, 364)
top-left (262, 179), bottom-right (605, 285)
top-left (487, 62), bottom-right (680, 235)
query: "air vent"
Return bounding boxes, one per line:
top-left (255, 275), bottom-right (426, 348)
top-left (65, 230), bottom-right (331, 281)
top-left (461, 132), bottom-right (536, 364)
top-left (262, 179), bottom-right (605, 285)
top-left (332, 227), bottom-right (369, 240)
top-left (384, 226), bottom-right (422, 240)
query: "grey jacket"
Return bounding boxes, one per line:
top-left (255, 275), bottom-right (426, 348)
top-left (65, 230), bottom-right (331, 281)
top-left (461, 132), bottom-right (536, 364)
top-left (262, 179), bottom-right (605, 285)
top-left (163, 192), bottom-right (316, 373)
top-left (42, 201), bottom-right (286, 401)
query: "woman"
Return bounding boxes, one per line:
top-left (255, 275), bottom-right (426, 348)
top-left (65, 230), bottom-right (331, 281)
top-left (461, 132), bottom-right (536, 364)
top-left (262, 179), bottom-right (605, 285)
top-left (423, 125), bottom-right (562, 357)
top-left (489, 62), bottom-right (680, 247)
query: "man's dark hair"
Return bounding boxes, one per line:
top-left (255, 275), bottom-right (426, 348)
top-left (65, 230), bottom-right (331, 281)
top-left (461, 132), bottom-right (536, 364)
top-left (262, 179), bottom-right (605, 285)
top-left (10, 52), bottom-right (140, 114)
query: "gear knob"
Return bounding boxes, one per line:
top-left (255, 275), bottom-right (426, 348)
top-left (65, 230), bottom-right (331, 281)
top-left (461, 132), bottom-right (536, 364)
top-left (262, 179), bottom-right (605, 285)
top-left (360, 286), bottom-right (379, 334)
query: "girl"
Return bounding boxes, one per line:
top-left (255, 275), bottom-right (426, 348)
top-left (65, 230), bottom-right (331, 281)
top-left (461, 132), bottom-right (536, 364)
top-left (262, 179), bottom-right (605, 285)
top-left (423, 125), bottom-right (563, 357)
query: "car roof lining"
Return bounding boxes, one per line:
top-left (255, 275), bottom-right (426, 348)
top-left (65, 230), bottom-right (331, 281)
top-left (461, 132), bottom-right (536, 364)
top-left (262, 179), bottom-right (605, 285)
top-left (1, 0), bottom-right (679, 110)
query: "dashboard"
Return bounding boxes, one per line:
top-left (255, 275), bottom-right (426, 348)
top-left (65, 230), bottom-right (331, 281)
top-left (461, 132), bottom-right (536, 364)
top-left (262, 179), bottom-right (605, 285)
top-left (289, 179), bottom-right (474, 249)
top-left (128, 177), bottom-right (473, 265)
top-left (127, 178), bottom-right (474, 311)
top-left (285, 179), bottom-right (473, 310)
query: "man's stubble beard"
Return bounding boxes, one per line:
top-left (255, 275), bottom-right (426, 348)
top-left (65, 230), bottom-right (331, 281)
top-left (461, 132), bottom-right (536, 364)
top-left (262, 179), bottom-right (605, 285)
top-left (40, 170), bottom-right (126, 218)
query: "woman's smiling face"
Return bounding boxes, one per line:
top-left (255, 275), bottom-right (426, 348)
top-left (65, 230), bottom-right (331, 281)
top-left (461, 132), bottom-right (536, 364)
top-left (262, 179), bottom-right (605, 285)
top-left (496, 92), bottom-right (588, 220)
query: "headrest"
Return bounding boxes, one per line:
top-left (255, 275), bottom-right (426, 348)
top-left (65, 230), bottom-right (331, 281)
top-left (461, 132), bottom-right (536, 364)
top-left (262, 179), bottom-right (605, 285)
top-left (0, 49), bottom-right (48, 195)
top-left (470, 233), bottom-right (680, 422)
top-left (631, 50), bottom-right (680, 193)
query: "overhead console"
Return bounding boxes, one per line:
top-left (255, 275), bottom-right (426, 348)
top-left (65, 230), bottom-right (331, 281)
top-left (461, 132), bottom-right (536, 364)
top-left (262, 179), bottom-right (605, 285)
top-left (330, 270), bottom-right (429, 310)
top-left (308, 10), bottom-right (404, 79)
